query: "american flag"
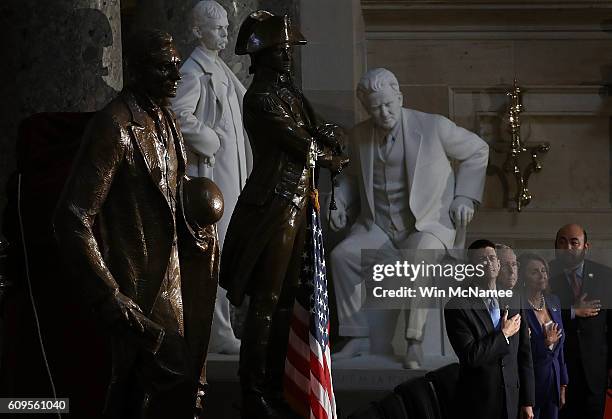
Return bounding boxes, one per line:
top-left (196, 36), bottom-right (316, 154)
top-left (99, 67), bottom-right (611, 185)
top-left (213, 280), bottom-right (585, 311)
top-left (284, 193), bottom-right (337, 419)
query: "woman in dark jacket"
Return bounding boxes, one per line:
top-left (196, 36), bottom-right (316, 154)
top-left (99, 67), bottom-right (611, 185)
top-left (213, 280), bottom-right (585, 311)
top-left (520, 253), bottom-right (568, 419)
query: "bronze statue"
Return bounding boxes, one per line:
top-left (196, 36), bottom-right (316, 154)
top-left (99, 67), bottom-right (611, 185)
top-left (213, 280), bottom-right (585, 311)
top-left (53, 30), bottom-right (222, 419)
top-left (219, 11), bottom-right (346, 419)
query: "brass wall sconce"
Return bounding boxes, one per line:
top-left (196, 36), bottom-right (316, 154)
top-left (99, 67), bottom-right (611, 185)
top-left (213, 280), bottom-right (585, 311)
top-left (501, 80), bottom-right (550, 212)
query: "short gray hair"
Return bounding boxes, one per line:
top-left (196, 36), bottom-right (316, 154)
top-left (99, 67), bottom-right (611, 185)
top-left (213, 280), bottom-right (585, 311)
top-left (192, 1), bottom-right (227, 26)
top-left (357, 68), bottom-right (401, 105)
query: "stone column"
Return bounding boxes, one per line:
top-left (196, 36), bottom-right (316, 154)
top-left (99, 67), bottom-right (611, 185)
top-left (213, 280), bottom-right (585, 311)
top-left (1, 0), bottom-right (122, 225)
top-left (299, 0), bottom-right (365, 127)
top-left (298, 0), bottom-right (366, 344)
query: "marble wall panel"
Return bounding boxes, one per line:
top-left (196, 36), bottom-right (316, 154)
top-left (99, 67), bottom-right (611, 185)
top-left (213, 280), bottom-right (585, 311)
top-left (399, 85), bottom-right (450, 117)
top-left (367, 39), bottom-right (515, 86)
top-left (482, 115), bottom-right (610, 209)
top-left (514, 40), bottom-right (612, 86)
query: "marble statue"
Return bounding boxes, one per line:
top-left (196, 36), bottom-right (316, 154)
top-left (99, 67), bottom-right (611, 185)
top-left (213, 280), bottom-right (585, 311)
top-left (171, 0), bottom-right (253, 354)
top-left (330, 68), bottom-right (489, 368)
top-left (54, 30), bottom-right (222, 418)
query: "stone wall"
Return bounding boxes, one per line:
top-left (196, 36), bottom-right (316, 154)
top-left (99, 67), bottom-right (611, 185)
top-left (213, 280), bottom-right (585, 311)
top-left (1, 0), bottom-right (122, 228)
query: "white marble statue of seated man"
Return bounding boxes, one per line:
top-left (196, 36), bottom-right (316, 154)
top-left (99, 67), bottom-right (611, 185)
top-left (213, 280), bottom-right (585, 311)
top-left (329, 67), bottom-right (489, 368)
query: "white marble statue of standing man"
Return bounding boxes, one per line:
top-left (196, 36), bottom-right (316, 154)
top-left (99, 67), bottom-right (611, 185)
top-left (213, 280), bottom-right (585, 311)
top-left (171, 0), bottom-right (252, 354)
top-left (330, 68), bottom-right (489, 368)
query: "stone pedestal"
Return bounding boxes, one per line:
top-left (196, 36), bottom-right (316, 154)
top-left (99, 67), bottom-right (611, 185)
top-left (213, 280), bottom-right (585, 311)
top-left (204, 352), bottom-right (458, 417)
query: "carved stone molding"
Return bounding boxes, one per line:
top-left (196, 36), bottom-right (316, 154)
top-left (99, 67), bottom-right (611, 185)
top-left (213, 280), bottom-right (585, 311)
top-left (361, 1), bottom-right (612, 39)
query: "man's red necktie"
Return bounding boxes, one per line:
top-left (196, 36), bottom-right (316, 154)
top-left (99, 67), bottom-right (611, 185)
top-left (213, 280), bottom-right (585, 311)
top-left (570, 269), bottom-right (581, 301)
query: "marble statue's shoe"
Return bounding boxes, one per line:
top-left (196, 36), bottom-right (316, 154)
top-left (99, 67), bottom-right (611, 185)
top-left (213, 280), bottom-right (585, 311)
top-left (402, 359), bottom-right (421, 370)
top-left (402, 340), bottom-right (423, 369)
top-left (209, 336), bottom-right (241, 354)
top-left (332, 337), bottom-right (370, 360)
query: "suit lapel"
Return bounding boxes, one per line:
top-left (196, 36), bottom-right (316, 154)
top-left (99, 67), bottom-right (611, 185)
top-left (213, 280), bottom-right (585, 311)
top-left (401, 109), bottom-right (423, 192)
top-left (361, 122), bottom-right (374, 219)
top-left (581, 260), bottom-right (599, 297)
top-left (470, 297), bottom-right (494, 335)
top-left (164, 108), bottom-right (187, 178)
top-left (545, 294), bottom-right (562, 325)
top-left (191, 47), bottom-right (222, 103)
top-left (124, 92), bottom-right (174, 207)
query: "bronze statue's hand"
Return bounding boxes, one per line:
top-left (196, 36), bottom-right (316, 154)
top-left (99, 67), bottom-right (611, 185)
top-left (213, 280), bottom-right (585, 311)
top-left (99, 290), bottom-right (146, 333)
top-left (314, 123), bottom-right (343, 139)
top-left (313, 123), bottom-right (344, 152)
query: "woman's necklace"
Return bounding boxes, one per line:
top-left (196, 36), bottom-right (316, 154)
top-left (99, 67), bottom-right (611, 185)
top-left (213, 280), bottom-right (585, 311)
top-left (529, 294), bottom-right (545, 311)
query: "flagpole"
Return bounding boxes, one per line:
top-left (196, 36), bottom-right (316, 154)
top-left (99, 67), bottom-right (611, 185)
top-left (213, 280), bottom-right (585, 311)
top-left (308, 140), bottom-right (318, 210)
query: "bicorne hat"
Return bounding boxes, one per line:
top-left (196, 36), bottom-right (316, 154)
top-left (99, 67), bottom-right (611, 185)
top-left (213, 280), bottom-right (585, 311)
top-left (235, 10), bottom-right (306, 56)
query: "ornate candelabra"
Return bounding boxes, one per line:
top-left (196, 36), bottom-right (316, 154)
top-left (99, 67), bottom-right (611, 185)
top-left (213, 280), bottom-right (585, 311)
top-left (502, 80), bottom-right (550, 212)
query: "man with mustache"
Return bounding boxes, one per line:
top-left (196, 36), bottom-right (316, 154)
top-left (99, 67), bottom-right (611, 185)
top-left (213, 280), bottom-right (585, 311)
top-left (550, 223), bottom-right (612, 419)
top-left (172, 0), bottom-right (252, 355)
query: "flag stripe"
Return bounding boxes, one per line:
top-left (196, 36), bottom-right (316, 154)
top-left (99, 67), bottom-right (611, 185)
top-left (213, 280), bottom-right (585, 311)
top-left (310, 370), bottom-right (331, 411)
top-left (285, 358), bottom-right (310, 395)
top-left (288, 327), bottom-right (311, 360)
top-left (309, 336), bottom-right (334, 407)
top-left (292, 300), bottom-right (310, 323)
top-left (287, 343), bottom-right (310, 379)
top-left (290, 316), bottom-right (309, 343)
top-left (309, 379), bottom-right (330, 419)
top-left (284, 197), bottom-right (337, 419)
top-left (284, 375), bottom-right (310, 418)
top-left (323, 349), bottom-right (336, 412)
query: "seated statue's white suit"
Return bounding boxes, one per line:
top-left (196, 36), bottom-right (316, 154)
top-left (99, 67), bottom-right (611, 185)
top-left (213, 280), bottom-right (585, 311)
top-left (330, 68), bottom-right (488, 366)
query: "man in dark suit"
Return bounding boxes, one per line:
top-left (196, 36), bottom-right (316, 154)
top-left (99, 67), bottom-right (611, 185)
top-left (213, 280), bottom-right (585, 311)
top-left (219, 11), bottom-right (345, 419)
top-left (549, 224), bottom-right (612, 419)
top-left (445, 239), bottom-right (535, 419)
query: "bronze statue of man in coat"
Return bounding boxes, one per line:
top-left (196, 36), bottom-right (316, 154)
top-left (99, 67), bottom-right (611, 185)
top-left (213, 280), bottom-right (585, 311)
top-left (219, 11), bottom-right (346, 419)
top-left (54, 30), bottom-right (222, 419)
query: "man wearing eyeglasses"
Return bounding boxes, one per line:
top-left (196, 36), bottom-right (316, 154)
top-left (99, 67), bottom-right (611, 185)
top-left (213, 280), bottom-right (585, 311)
top-left (445, 239), bottom-right (535, 419)
top-left (496, 244), bottom-right (519, 290)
